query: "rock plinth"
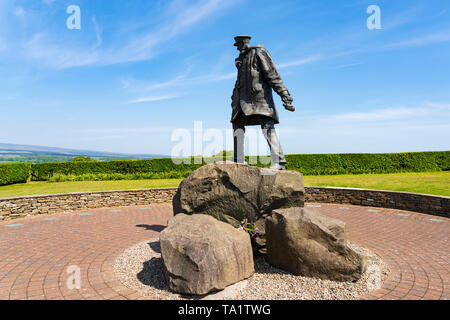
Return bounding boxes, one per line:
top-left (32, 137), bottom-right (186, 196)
top-left (160, 213), bottom-right (254, 295)
top-left (172, 162), bottom-right (305, 226)
top-left (265, 207), bottom-right (367, 282)
top-left (167, 163), bottom-right (370, 286)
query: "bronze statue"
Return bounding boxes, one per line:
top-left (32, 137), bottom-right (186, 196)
top-left (231, 35), bottom-right (295, 170)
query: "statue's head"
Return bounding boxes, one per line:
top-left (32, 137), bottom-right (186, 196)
top-left (234, 35), bottom-right (251, 52)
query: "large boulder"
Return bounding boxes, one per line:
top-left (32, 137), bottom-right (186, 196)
top-left (265, 207), bottom-right (367, 282)
top-left (172, 162), bottom-right (304, 227)
top-left (159, 213), bottom-right (255, 295)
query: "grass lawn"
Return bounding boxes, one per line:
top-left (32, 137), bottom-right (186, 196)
top-left (0, 179), bottom-right (184, 198)
top-left (0, 171), bottom-right (448, 198)
top-left (303, 171), bottom-right (449, 196)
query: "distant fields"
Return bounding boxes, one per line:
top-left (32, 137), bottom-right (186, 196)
top-left (0, 171), bottom-right (448, 198)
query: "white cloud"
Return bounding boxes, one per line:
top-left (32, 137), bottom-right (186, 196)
top-left (330, 62), bottom-right (364, 69)
top-left (121, 51), bottom-right (321, 95)
top-left (384, 31), bottom-right (450, 50)
top-left (423, 101), bottom-right (450, 110)
top-left (80, 127), bottom-right (176, 141)
top-left (25, 32), bottom-right (102, 69)
top-left (279, 101), bottom-right (450, 153)
top-left (438, 9), bottom-right (448, 16)
top-left (382, 6), bottom-right (423, 30)
top-left (143, 73), bottom-right (190, 91)
top-left (334, 106), bottom-right (432, 121)
top-left (163, 0), bottom-right (234, 38)
top-left (22, 0), bottom-right (241, 69)
top-left (285, 101), bottom-right (450, 129)
top-left (128, 95), bottom-right (178, 104)
top-left (12, 7), bottom-right (25, 16)
top-left (352, 102), bottom-right (445, 122)
top-left (278, 54), bottom-right (323, 69)
top-left (92, 16), bottom-right (102, 48)
top-left (84, 127), bottom-right (175, 134)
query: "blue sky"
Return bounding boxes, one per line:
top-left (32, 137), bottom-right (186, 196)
top-left (0, 0), bottom-right (449, 155)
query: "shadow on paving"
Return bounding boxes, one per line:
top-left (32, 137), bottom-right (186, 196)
top-left (136, 241), bottom-right (169, 292)
top-left (136, 224), bottom-right (166, 232)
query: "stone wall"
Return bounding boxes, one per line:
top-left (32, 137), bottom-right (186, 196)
top-left (0, 188), bottom-right (177, 221)
top-left (304, 187), bottom-right (449, 218)
top-left (0, 187), bottom-right (448, 221)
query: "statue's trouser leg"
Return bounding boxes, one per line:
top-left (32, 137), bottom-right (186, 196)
top-left (261, 121), bottom-right (287, 165)
top-left (232, 120), bottom-right (245, 164)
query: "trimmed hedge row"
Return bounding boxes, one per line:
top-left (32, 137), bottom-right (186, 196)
top-left (0, 163), bottom-right (31, 186)
top-left (27, 151), bottom-right (450, 182)
top-left (30, 157), bottom-right (208, 181)
top-left (282, 151), bottom-right (450, 175)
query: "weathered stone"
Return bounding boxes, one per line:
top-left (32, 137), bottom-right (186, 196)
top-left (253, 216), bottom-right (268, 254)
top-left (173, 163), bottom-right (305, 224)
top-left (160, 213), bottom-right (254, 295)
top-left (265, 207), bottom-right (367, 282)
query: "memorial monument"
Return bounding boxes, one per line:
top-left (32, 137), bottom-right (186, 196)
top-left (159, 36), bottom-right (370, 296)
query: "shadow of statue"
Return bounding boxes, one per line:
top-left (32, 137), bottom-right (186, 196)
top-left (149, 241), bottom-right (161, 253)
top-left (136, 224), bottom-right (166, 232)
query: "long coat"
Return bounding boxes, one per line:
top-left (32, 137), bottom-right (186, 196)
top-left (231, 45), bottom-right (289, 125)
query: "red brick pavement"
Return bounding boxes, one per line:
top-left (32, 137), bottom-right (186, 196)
top-left (0, 203), bottom-right (448, 300)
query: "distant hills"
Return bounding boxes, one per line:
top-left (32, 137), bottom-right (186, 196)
top-left (0, 143), bottom-right (168, 163)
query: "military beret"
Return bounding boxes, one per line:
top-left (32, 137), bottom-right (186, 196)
top-left (233, 35), bottom-right (251, 46)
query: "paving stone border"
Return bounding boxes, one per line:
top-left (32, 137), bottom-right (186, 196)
top-left (0, 186), bottom-right (448, 221)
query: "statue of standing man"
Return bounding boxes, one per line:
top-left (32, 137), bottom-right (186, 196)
top-left (231, 35), bottom-right (295, 170)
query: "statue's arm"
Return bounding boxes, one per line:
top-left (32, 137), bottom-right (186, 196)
top-left (256, 48), bottom-right (294, 111)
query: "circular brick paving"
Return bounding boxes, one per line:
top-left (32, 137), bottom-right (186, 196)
top-left (0, 203), bottom-right (448, 300)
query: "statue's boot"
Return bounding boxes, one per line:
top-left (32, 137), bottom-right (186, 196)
top-left (269, 163), bottom-right (286, 170)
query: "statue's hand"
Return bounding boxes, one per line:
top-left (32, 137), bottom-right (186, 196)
top-left (284, 103), bottom-right (295, 112)
top-left (282, 93), bottom-right (293, 103)
top-left (282, 94), bottom-right (294, 112)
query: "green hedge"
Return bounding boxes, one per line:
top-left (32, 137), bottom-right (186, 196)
top-left (30, 157), bottom-right (210, 181)
top-left (282, 151), bottom-right (450, 175)
top-left (27, 151), bottom-right (450, 181)
top-left (0, 163), bottom-right (31, 186)
top-left (48, 171), bottom-right (193, 182)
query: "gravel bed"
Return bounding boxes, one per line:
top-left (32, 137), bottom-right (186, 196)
top-left (113, 238), bottom-right (389, 300)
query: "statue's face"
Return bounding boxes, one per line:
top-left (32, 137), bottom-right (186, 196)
top-left (236, 41), bottom-right (250, 52)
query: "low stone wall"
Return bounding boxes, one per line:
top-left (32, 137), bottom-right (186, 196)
top-left (0, 188), bottom-right (177, 221)
top-left (305, 187), bottom-right (449, 218)
top-left (0, 187), bottom-right (448, 221)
